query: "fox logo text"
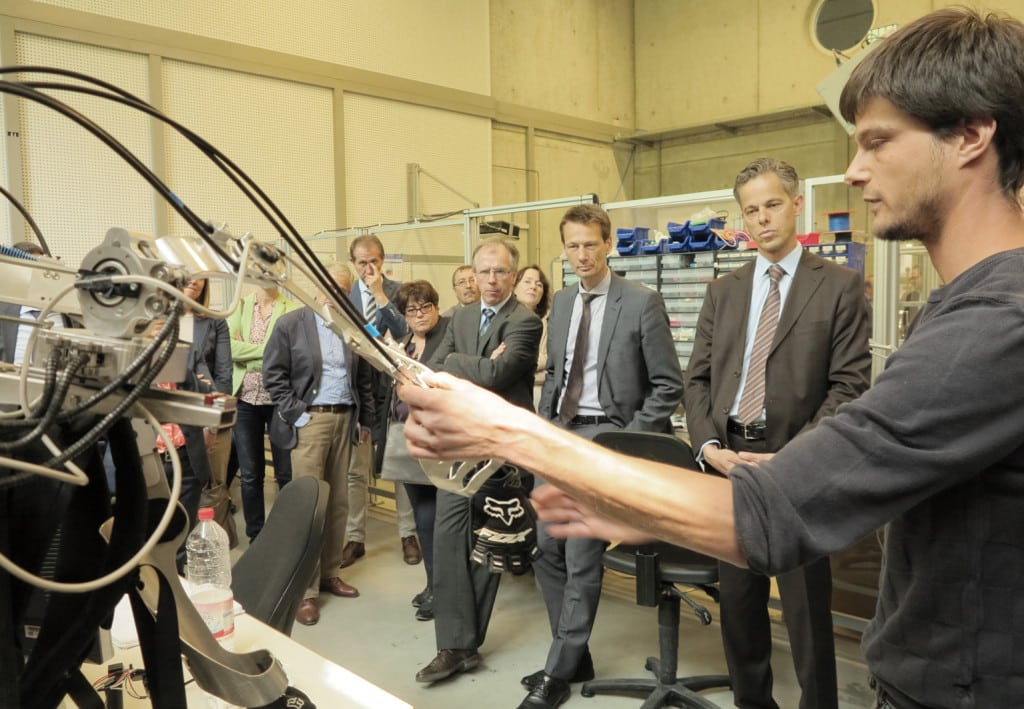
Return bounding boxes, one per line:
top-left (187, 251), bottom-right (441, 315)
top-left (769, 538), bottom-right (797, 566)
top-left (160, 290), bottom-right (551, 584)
top-left (482, 496), bottom-right (526, 526)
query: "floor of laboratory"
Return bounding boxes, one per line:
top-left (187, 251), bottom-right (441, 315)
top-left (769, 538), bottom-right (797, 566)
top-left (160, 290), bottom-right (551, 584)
top-left (231, 503), bottom-right (876, 709)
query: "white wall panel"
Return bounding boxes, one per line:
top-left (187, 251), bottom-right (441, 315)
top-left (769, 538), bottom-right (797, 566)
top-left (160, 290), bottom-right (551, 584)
top-left (343, 92), bottom-right (490, 266)
top-left (33, 0), bottom-right (490, 94)
top-left (160, 60), bottom-right (336, 245)
top-left (13, 35), bottom-right (153, 268)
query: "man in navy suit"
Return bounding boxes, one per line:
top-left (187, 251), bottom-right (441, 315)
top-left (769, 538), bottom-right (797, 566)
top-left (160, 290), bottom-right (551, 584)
top-left (343, 234), bottom-right (419, 567)
top-left (521, 204), bottom-right (683, 709)
top-left (264, 263), bottom-right (374, 626)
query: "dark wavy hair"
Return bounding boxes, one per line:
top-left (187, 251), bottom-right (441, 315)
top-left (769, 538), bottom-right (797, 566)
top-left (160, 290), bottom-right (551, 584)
top-left (395, 280), bottom-right (440, 313)
top-left (515, 265), bottom-right (550, 319)
top-left (840, 7), bottom-right (1024, 201)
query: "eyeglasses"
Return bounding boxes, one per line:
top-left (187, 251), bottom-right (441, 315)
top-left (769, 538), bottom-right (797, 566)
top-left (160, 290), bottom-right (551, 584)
top-left (404, 303), bottom-right (436, 316)
top-left (475, 268), bottom-right (513, 279)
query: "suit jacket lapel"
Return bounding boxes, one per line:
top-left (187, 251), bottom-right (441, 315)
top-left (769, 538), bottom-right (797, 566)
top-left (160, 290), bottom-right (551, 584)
top-left (770, 251), bottom-right (824, 356)
top-left (596, 277), bottom-right (623, 379)
top-left (302, 309), bottom-right (324, 379)
top-left (550, 287), bottom-right (577, 383)
top-left (729, 266), bottom-right (755, 367)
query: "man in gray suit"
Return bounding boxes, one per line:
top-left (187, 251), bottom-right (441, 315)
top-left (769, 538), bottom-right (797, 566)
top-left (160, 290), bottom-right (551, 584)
top-left (263, 262), bottom-right (374, 627)
top-left (684, 158), bottom-right (870, 709)
top-left (343, 234), bottom-right (418, 567)
top-left (520, 204), bottom-right (683, 709)
top-left (415, 236), bottom-right (542, 684)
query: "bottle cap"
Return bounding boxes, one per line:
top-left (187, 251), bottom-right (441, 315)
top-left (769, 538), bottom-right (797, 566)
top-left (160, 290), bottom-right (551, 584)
top-left (197, 507), bottom-right (215, 521)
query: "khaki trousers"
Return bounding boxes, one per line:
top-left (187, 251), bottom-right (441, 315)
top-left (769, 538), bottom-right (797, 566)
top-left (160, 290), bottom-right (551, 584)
top-left (291, 410), bottom-right (355, 600)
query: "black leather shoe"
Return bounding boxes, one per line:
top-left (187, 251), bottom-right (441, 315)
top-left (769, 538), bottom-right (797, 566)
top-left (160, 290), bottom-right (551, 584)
top-left (516, 673), bottom-right (571, 708)
top-left (415, 649), bottom-right (482, 683)
top-left (411, 586), bottom-right (429, 607)
top-left (415, 595), bottom-right (434, 621)
top-left (521, 651), bottom-right (594, 689)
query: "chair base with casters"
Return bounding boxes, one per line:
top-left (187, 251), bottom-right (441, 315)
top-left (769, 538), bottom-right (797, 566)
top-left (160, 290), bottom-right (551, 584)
top-left (581, 544), bottom-right (731, 708)
top-left (582, 431), bottom-right (731, 708)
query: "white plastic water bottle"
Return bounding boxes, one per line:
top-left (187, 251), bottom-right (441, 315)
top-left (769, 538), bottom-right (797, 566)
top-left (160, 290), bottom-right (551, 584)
top-left (186, 507), bottom-right (235, 649)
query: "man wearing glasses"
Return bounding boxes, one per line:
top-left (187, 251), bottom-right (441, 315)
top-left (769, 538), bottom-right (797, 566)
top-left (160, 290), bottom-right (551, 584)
top-left (415, 237), bottom-right (543, 684)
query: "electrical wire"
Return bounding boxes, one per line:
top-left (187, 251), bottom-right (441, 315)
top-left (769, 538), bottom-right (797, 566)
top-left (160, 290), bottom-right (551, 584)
top-left (0, 66), bottom-right (401, 593)
top-left (0, 184), bottom-right (51, 256)
top-left (0, 79), bottom-right (212, 241)
top-left (0, 400), bottom-right (183, 593)
top-left (4, 66), bottom-right (396, 370)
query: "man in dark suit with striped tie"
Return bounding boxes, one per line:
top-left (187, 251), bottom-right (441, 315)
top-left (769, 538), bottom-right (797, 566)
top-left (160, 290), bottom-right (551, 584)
top-left (343, 234), bottom-right (419, 567)
top-left (683, 158), bottom-right (871, 709)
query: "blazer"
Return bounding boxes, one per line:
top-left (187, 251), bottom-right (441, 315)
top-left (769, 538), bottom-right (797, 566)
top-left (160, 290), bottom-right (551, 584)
top-left (539, 274), bottom-right (683, 431)
top-left (384, 315), bottom-right (451, 424)
top-left (184, 316), bottom-right (233, 396)
top-left (225, 292), bottom-right (300, 396)
top-left (428, 296), bottom-right (542, 410)
top-left (684, 249), bottom-right (871, 452)
top-left (262, 307), bottom-right (374, 450)
top-left (176, 316), bottom-right (232, 486)
top-left (349, 275), bottom-right (408, 340)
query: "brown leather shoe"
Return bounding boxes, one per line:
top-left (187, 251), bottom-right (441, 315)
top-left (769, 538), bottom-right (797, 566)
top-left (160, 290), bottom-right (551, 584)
top-left (295, 598), bottom-right (319, 626)
top-left (339, 541), bottom-right (365, 568)
top-left (402, 535), bottom-right (422, 565)
top-left (415, 649), bottom-right (482, 683)
top-left (320, 576), bottom-right (360, 598)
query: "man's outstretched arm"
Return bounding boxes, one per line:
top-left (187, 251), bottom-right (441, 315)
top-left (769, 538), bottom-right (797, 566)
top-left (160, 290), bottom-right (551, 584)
top-left (399, 371), bottom-right (744, 566)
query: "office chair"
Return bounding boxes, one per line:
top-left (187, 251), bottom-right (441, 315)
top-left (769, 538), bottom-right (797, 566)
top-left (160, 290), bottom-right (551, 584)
top-left (231, 477), bottom-right (329, 636)
top-left (582, 431), bottom-right (731, 709)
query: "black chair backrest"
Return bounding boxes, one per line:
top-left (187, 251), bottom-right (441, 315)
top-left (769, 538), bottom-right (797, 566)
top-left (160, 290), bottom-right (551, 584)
top-left (593, 430), bottom-right (701, 472)
top-left (231, 477), bottom-right (329, 636)
top-left (593, 431), bottom-right (718, 603)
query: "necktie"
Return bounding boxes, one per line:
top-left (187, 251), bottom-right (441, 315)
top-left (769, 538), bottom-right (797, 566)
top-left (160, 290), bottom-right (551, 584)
top-left (737, 264), bottom-right (785, 424)
top-left (364, 291), bottom-right (378, 324)
top-left (559, 293), bottom-right (600, 424)
top-left (480, 307), bottom-right (495, 334)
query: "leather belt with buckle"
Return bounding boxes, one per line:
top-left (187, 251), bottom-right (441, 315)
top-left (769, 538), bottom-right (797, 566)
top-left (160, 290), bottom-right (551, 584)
top-left (727, 419), bottom-right (767, 441)
top-left (569, 415), bottom-right (613, 426)
top-left (307, 403), bottom-right (353, 414)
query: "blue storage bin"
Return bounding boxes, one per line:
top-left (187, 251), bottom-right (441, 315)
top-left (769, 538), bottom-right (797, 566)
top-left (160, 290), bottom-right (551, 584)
top-left (666, 221), bottom-right (690, 242)
top-left (641, 238), bottom-right (668, 254)
top-left (616, 241), bottom-right (643, 256)
top-left (616, 226), bottom-right (650, 242)
top-left (686, 217), bottom-right (727, 250)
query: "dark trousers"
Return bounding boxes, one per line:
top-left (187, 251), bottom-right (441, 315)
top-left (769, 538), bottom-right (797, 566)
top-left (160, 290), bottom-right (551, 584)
top-left (234, 400), bottom-right (292, 540)
top-left (432, 488), bottom-right (501, 651)
top-left (721, 431), bottom-right (838, 709)
top-left (534, 420), bottom-right (617, 679)
top-left (404, 482), bottom-right (438, 591)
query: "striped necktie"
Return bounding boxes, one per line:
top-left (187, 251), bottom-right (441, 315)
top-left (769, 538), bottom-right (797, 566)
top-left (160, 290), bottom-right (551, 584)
top-left (364, 290), bottom-right (378, 325)
top-left (559, 293), bottom-right (601, 424)
top-left (480, 307), bottom-right (495, 334)
top-left (737, 264), bottom-right (784, 424)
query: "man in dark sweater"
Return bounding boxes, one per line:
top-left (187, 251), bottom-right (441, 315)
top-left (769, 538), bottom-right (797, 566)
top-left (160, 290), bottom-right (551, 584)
top-left (399, 9), bottom-right (1024, 708)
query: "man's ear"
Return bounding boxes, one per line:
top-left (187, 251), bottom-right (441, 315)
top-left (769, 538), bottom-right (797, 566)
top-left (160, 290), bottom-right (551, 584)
top-left (958, 117), bottom-right (997, 167)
